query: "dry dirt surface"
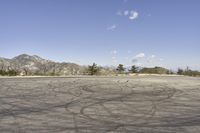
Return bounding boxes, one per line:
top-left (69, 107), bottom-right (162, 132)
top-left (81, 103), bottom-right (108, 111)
top-left (0, 76), bottom-right (200, 133)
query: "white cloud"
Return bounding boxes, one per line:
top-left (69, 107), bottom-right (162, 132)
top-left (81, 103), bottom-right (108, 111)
top-left (124, 10), bottom-right (129, 16)
top-left (107, 24), bottom-right (117, 31)
top-left (131, 53), bottom-right (165, 67)
top-left (129, 11), bottom-right (139, 20)
top-left (132, 53), bottom-right (145, 63)
top-left (117, 10), bottom-right (139, 21)
top-left (135, 53), bottom-right (145, 58)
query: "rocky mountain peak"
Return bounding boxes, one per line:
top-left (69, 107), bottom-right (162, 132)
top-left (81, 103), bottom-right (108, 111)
top-left (0, 54), bottom-right (84, 75)
top-left (12, 54), bottom-right (32, 60)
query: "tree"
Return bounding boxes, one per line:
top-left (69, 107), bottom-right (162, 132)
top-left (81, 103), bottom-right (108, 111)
top-left (0, 70), bottom-right (7, 76)
top-left (88, 63), bottom-right (100, 75)
top-left (8, 69), bottom-right (17, 76)
top-left (129, 65), bottom-right (138, 73)
top-left (116, 64), bottom-right (125, 74)
top-left (177, 68), bottom-right (184, 75)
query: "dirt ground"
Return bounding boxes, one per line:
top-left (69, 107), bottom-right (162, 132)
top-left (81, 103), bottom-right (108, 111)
top-left (0, 76), bottom-right (200, 133)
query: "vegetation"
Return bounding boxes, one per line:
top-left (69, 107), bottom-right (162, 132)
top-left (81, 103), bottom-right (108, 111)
top-left (0, 69), bottom-right (18, 76)
top-left (0, 70), bottom-right (7, 76)
top-left (129, 65), bottom-right (139, 73)
top-left (0, 61), bottom-right (200, 77)
top-left (116, 64), bottom-right (125, 74)
top-left (178, 67), bottom-right (200, 77)
top-left (177, 68), bottom-right (184, 75)
top-left (87, 63), bottom-right (100, 75)
top-left (139, 66), bottom-right (169, 74)
top-left (138, 66), bottom-right (200, 77)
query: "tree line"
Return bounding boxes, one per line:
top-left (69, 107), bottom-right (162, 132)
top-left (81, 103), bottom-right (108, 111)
top-left (0, 63), bottom-right (200, 77)
top-left (177, 67), bottom-right (200, 77)
top-left (86, 63), bottom-right (200, 77)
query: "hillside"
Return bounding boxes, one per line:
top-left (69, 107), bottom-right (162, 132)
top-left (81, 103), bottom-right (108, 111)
top-left (0, 54), bottom-right (85, 76)
top-left (139, 67), bottom-right (170, 74)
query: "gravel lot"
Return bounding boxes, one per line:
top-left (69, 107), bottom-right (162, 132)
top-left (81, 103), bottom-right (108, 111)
top-left (0, 76), bottom-right (200, 133)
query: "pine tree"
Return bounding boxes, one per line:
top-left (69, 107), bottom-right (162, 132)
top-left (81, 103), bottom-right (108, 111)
top-left (116, 64), bottom-right (125, 74)
top-left (129, 65), bottom-right (138, 73)
top-left (88, 63), bottom-right (99, 75)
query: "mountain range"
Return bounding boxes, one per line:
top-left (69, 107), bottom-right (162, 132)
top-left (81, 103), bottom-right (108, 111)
top-left (0, 54), bottom-right (175, 76)
top-left (0, 54), bottom-right (86, 75)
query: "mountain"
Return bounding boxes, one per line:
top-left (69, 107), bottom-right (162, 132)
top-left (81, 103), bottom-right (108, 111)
top-left (0, 54), bottom-right (173, 76)
top-left (0, 54), bottom-right (85, 76)
top-left (0, 56), bottom-right (12, 69)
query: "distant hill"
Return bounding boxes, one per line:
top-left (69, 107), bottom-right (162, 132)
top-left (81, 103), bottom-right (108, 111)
top-left (139, 67), bottom-right (170, 74)
top-left (0, 54), bottom-right (85, 76)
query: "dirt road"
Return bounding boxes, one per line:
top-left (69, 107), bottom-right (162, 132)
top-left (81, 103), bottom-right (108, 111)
top-left (0, 76), bottom-right (200, 133)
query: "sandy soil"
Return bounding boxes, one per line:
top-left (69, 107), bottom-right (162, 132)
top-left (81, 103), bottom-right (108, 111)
top-left (0, 76), bottom-right (200, 133)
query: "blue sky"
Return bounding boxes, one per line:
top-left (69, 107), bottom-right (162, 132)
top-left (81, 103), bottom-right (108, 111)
top-left (0, 0), bottom-right (200, 70)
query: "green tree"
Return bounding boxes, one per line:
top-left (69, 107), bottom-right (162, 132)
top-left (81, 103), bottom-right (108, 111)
top-left (129, 65), bottom-right (138, 73)
top-left (88, 63), bottom-right (100, 75)
top-left (177, 68), bottom-right (184, 75)
top-left (0, 70), bottom-right (7, 76)
top-left (116, 64), bottom-right (125, 74)
top-left (8, 70), bottom-right (17, 76)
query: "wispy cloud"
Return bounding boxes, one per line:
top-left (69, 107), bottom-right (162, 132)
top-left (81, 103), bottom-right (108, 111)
top-left (129, 11), bottom-right (139, 20)
top-left (107, 24), bottom-right (117, 31)
top-left (132, 53), bottom-right (145, 63)
top-left (117, 10), bottom-right (139, 21)
top-left (135, 53), bottom-right (145, 58)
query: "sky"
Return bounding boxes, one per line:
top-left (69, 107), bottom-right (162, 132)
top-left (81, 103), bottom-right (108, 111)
top-left (0, 0), bottom-right (200, 70)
